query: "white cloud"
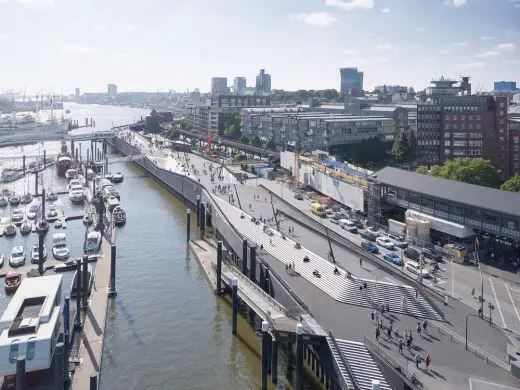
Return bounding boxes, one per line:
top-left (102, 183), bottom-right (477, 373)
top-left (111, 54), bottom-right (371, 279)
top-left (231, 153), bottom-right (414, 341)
top-left (452, 42), bottom-right (467, 46)
top-left (417, 27), bottom-right (425, 32)
top-left (381, 8), bottom-right (390, 13)
top-left (93, 25), bottom-right (108, 31)
top-left (0, 33), bottom-right (8, 40)
top-left (325, 0), bottom-right (374, 11)
top-left (123, 24), bottom-right (135, 31)
top-left (377, 57), bottom-right (390, 62)
top-left (342, 57), bottom-right (371, 66)
top-left (342, 49), bottom-right (359, 55)
top-left (376, 44), bottom-right (399, 51)
top-left (439, 49), bottom-right (450, 55)
top-left (480, 36), bottom-right (494, 40)
top-left (476, 50), bottom-right (499, 58)
top-left (17, 0), bottom-right (55, 6)
top-left (456, 61), bottom-right (486, 68)
top-left (443, 0), bottom-right (467, 7)
top-left (60, 43), bottom-right (101, 56)
top-left (291, 12), bottom-right (337, 27)
top-left (506, 59), bottom-right (520, 64)
top-left (494, 42), bottom-right (516, 51)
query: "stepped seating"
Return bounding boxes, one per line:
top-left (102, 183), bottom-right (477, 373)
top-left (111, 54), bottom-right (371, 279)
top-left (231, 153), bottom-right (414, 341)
top-left (327, 338), bottom-right (392, 390)
top-left (213, 197), bottom-right (443, 321)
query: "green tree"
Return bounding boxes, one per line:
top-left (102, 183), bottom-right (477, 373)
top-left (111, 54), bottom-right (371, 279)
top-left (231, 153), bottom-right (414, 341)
top-left (416, 166), bottom-right (428, 174)
top-left (180, 119), bottom-right (193, 131)
top-left (391, 131), bottom-right (407, 163)
top-left (266, 137), bottom-right (277, 151)
top-left (166, 128), bottom-right (180, 140)
top-left (426, 158), bottom-right (501, 188)
top-left (405, 131), bottom-right (416, 161)
top-left (501, 175), bottom-right (520, 192)
top-left (224, 124), bottom-right (241, 140)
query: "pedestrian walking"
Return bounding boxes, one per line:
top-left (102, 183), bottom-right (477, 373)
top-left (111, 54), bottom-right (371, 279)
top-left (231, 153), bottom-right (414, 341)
top-left (371, 310), bottom-right (375, 321)
top-left (415, 353), bottom-right (421, 368)
top-left (360, 258), bottom-right (363, 268)
top-left (471, 287), bottom-right (475, 297)
top-left (425, 352), bottom-right (431, 370)
top-left (386, 302), bottom-right (390, 313)
top-left (422, 320), bottom-right (428, 334)
top-left (415, 289), bottom-right (419, 299)
top-left (387, 326), bottom-right (392, 338)
top-left (375, 327), bottom-right (380, 341)
top-left (398, 340), bottom-right (404, 354)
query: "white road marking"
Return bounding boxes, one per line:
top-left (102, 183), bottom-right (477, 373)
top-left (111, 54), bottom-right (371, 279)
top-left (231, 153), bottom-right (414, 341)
top-left (505, 282), bottom-right (520, 325)
top-left (488, 277), bottom-right (507, 328)
top-left (469, 378), bottom-right (519, 390)
top-left (510, 286), bottom-right (520, 294)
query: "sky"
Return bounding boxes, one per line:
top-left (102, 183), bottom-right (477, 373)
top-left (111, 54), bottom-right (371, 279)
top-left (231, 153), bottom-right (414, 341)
top-left (0, 0), bottom-right (519, 94)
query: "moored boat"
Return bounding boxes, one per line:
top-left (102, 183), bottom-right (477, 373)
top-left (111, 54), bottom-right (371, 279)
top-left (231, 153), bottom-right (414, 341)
top-left (112, 206), bottom-right (126, 226)
top-left (57, 156), bottom-right (73, 177)
top-left (27, 203), bottom-right (39, 220)
top-left (4, 223), bottom-right (16, 237)
top-left (31, 244), bottom-right (47, 264)
top-left (111, 172), bottom-right (124, 183)
top-left (83, 214), bottom-right (93, 225)
top-left (20, 221), bottom-right (32, 235)
top-left (9, 246), bottom-right (26, 268)
top-left (21, 193), bottom-right (33, 204)
top-left (0, 196), bottom-right (7, 207)
top-left (11, 209), bottom-right (24, 225)
top-left (4, 271), bottom-right (21, 294)
top-left (106, 195), bottom-right (120, 211)
top-left (68, 189), bottom-right (85, 204)
top-left (46, 204), bottom-right (58, 222)
top-left (65, 168), bottom-right (78, 180)
top-left (8, 194), bottom-right (20, 205)
top-left (46, 191), bottom-right (58, 201)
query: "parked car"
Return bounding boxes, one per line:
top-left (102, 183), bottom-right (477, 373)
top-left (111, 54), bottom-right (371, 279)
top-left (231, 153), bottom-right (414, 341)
top-left (360, 230), bottom-right (377, 242)
top-left (366, 227), bottom-right (381, 237)
top-left (404, 247), bottom-right (421, 261)
top-left (405, 261), bottom-right (430, 277)
top-left (339, 219), bottom-right (358, 233)
top-left (383, 252), bottom-right (403, 266)
top-left (351, 219), bottom-right (364, 229)
top-left (361, 240), bottom-right (379, 254)
top-left (376, 236), bottom-right (395, 249)
top-left (388, 233), bottom-right (408, 248)
top-left (294, 193), bottom-right (304, 200)
top-left (421, 248), bottom-right (442, 262)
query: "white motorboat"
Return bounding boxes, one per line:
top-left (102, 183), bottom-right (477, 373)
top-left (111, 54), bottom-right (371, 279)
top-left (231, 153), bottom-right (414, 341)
top-left (103, 185), bottom-right (120, 200)
top-left (21, 193), bottom-right (33, 204)
top-left (65, 168), bottom-right (77, 180)
top-left (20, 221), bottom-right (32, 235)
top-left (68, 189), bottom-right (85, 204)
top-left (111, 172), bottom-right (124, 183)
top-left (0, 196), bottom-right (7, 207)
top-left (52, 233), bottom-right (70, 260)
top-left (54, 220), bottom-right (62, 228)
top-left (106, 195), bottom-right (120, 211)
top-left (31, 244), bottom-right (47, 264)
top-left (68, 179), bottom-right (81, 190)
top-left (112, 206), bottom-right (126, 226)
top-left (104, 173), bottom-right (113, 181)
top-left (46, 204), bottom-right (58, 221)
top-left (9, 246), bottom-right (25, 267)
top-left (11, 209), bottom-right (24, 225)
top-left (1, 169), bottom-right (23, 183)
top-left (4, 223), bottom-right (17, 237)
top-left (70, 264), bottom-right (93, 298)
top-left (84, 231), bottom-right (101, 253)
top-left (27, 203), bottom-right (39, 220)
top-left (46, 191), bottom-right (58, 201)
top-left (8, 195), bottom-right (20, 205)
top-left (1, 188), bottom-right (12, 197)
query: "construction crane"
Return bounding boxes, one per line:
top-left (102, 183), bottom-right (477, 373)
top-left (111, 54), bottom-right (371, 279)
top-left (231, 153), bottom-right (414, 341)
top-left (293, 101), bottom-right (303, 188)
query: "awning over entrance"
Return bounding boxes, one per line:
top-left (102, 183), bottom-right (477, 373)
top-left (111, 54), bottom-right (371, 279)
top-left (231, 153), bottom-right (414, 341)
top-left (405, 209), bottom-right (475, 239)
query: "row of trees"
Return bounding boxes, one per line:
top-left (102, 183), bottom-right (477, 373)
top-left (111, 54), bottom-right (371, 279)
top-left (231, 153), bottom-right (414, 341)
top-left (391, 130), bottom-right (416, 163)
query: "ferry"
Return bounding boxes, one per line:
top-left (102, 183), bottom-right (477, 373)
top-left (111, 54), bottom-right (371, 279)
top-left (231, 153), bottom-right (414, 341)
top-left (57, 141), bottom-right (73, 177)
top-left (0, 275), bottom-right (63, 381)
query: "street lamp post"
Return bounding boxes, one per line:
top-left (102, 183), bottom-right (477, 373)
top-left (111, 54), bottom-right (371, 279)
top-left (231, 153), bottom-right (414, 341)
top-left (488, 302), bottom-right (495, 325)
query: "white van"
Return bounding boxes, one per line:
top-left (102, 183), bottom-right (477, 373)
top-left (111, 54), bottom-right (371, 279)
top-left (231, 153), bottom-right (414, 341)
top-left (339, 219), bottom-right (358, 233)
top-left (388, 233), bottom-right (408, 248)
top-left (405, 261), bottom-right (429, 277)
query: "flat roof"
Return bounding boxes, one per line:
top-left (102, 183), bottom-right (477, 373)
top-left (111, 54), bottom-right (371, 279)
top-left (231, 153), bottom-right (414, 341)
top-left (324, 116), bottom-right (393, 123)
top-left (369, 167), bottom-right (520, 218)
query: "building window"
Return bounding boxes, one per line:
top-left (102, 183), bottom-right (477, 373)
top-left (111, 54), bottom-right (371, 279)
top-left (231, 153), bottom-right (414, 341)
top-left (460, 114), bottom-right (465, 120)
top-left (9, 340), bottom-right (19, 363)
top-left (513, 136), bottom-right (519, 144)
top-left (514, 154), bottom-right (520, 160)
top-left (500, 102), bottom-right (505, 108)
top-left (499, 136), bottom-right (505, 142)
top-left (453, 115), bottom-right (458, 120)
top-left (499, 128), bottom-right (504, 133)
top-left (445, 115), bottom-right (450, 120)
top-left (477, 115), bottom-right (481, 120)
top-left (445, 140), bottom-right (451, 146)
top-left (514, 162), bottom-right (520, 169)
top-left (500, 145), bottom-right (505, 151)
top-left (500, 154), bottom-right (505, 159)
top-left (476, 123), bottom-right (481, 129)
top-left (468, 115), bottom-right (474, 120)
top-left (453, 140), bottom-right (467, 147)
top-left (500, 119), bottom-right (504, 125)
top-left (500, 111), bottom-right (505, 116)
top-left (27, 337), bottom-right (37, 361)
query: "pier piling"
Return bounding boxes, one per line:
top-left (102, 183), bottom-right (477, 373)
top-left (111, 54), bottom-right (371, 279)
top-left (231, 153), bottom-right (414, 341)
top-left (231, 278), bottom-right (238, 335)
top-left (16, 356), bottom-right (25, 390)
top-left (216, 241), bottom-right (222, 295)
top-left (80, 144), bottom-right (82, 162)
top-left (241, 239), bottom-right (248, 275)
top-left (43, 150), bottom-right (46, 166)
top-left (200, 203), bottom-right (206, 238)
top-left (261, 321), bottom-right (269, 390)
top-left (109, 245), bottom-right (117, 297)
top-left (75, 148), bottom-right (79, 163)
top-left (75, 259), bottom-right (82, 330)
top-left (287, 341), bottom-right (294, 370)
top-left (87, 149), bottom-right (90, 165)
top-left (271, 339), bottom-right (278, 384)
top-left (22, 155), bottom-right (25, 175)
top-left (249, 246), bottom-right (257, 282)
top-left (41, 189), bottom-right (46, 223)
top-left (54, 342), bottom-right (64, 388)
top-left (89, 375), bottom-right (98, 390)
top-left (37, 228), bottom-right (45, 276)
top-left (64, 298), bottom-right (70, 384)
top-left (295, 323), bottom-right (304, 390)
top-left (34, 172), bottom-right (38, 196)
top-left (186, 209), bottom-right (191, 243)
top-left (82, 256), bottom-right (89, 310)
top-left (196, 195), bottom-right (200, 227)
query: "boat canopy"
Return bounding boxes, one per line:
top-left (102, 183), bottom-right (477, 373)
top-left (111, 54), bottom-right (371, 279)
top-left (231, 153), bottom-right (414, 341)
top-left (58, 156), bottom-right (72, 163)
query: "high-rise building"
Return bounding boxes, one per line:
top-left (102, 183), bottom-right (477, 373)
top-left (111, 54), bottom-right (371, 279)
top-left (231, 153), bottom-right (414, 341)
top-left (417, 94), bottom-right (510, 179)
top-left (75, 88), bottom-right (80, 98)
top-left (233, 77), bottom-right (247, 95)
top-left (494, 81), bottom-right (517, 91)
top-left (255, 69), bottom-right (271, 95)
top-left (340, 67), bottom-right (363, 96)
top-left (108, 84), bottom-right (117, 99)
top-left (211, 77), bottom-right (229, 95)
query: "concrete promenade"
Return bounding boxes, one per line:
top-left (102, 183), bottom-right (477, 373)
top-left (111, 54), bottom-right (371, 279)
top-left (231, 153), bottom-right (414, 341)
top-left (120, 131), bottom-right (520, 389)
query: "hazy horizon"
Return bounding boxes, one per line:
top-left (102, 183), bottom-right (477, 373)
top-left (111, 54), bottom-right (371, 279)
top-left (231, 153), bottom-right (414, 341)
top-left (0, 0), bottom-right (519, 94)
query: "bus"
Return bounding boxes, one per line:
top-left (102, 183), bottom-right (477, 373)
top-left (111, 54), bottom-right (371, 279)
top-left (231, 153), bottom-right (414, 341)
top-left (311, 203), bottom-right (327, 218)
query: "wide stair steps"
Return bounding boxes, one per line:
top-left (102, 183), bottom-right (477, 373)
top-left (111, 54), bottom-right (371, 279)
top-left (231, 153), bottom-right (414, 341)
top-left (213, 197), bottom-right (443, 321)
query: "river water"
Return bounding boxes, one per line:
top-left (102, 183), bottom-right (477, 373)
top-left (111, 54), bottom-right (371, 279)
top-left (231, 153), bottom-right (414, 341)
top-left (0, 103), bottom-right (291, 389)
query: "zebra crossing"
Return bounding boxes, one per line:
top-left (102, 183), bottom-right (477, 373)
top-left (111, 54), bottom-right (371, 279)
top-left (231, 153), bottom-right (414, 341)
top-left (214, 197), bottom-right (444, 321)
top-left (327, 337), bottom-right (392, 390)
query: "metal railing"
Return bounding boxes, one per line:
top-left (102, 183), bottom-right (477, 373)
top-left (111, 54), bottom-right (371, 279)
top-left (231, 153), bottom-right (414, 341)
top-left (363, 335), bottom-right (423, 390)
top-left (434, 321), bottom-right (510, 371)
